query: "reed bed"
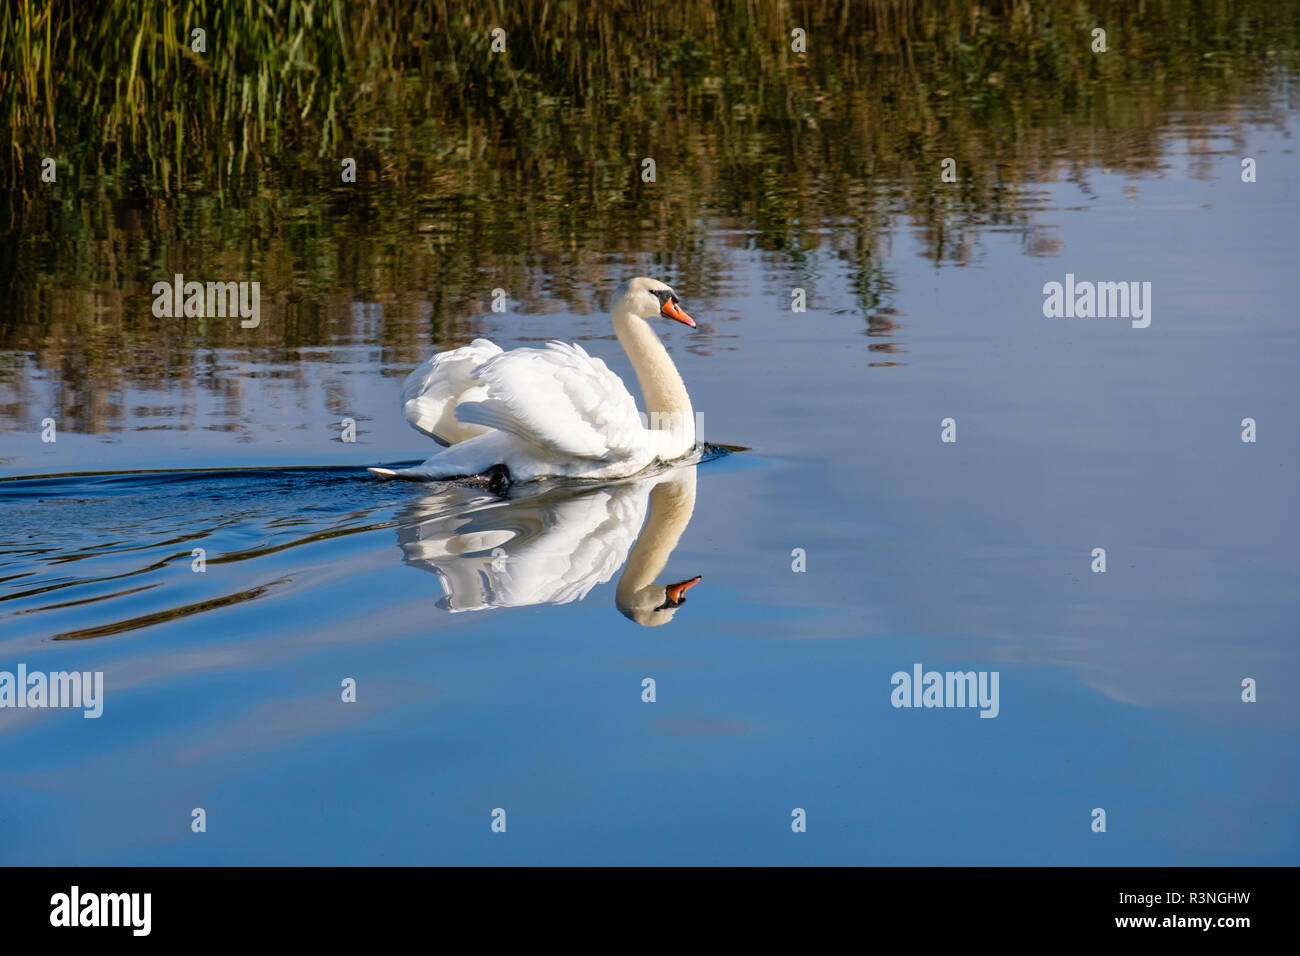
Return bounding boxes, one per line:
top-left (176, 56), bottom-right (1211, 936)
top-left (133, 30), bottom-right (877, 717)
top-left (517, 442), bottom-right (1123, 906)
top-left (4, 0), bottom-right (1297, 200)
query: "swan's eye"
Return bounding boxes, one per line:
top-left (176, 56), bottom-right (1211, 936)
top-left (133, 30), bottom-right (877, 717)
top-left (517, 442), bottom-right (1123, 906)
top-left (653, 289), bottom-right (675, 306)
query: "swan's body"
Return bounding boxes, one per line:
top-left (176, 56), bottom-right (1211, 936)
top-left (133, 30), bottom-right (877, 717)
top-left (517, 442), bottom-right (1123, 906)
top-left (370, 277), bottom-right (697, 483)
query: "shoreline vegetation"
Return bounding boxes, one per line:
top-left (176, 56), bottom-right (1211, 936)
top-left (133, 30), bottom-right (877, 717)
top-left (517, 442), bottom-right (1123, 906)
top-left (6, 2), bottom-right (1298, 191)
top-left (1, 0), bottom-right (1297, 430)
top-left (6, 2), bottom-right (1296, 194)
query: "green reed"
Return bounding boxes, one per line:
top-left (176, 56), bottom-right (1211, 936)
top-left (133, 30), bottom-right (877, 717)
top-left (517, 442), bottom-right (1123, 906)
top-left (4, 0), bottom-right (1297, 202)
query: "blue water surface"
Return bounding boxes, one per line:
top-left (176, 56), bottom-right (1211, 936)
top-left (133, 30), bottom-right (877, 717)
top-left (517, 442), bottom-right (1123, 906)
top-left (1, 117), bottom-right (1296, 865)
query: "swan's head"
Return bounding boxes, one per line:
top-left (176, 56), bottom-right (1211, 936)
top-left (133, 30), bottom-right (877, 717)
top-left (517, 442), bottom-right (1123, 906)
top-left (612, 277), bottom-right (696, 328)
top-left (618, 575), bottom-right (702, 627)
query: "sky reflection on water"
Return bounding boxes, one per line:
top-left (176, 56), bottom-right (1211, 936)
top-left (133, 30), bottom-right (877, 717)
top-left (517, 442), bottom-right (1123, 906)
top-left (1, 89), bottom-right (1297, 864)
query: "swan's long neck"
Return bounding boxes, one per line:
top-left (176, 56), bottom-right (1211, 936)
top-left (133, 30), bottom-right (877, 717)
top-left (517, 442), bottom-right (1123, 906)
top-left (616, 469), bottom-right (698, 625)
top-left (612, 310), bottom-right (695, 453)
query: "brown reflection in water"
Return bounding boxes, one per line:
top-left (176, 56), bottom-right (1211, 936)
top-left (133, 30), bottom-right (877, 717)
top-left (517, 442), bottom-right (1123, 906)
top-left (0, 1), bottom-right (1295, 431)
top-left (51, 577), bottom-right (290, 641)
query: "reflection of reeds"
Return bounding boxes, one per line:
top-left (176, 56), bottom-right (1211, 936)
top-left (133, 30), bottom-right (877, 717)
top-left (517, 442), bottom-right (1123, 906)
top-left (1, 1), bottom-right (1297, 432)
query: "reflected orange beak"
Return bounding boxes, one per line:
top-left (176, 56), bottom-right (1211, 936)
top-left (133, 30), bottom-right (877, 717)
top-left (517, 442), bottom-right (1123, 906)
top-left (660, 299), bottom-right (696, 328)
top-left (665, 576), bottom-right (702, 604)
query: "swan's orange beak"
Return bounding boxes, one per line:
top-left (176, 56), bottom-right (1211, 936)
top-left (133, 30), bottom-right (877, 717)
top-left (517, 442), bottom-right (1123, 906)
top-left (665, 576), bottom-right (702, 604)
top-left (655, 575), bottom-right (701, 611)
top-left (661, 299), bottom-right (696, 328)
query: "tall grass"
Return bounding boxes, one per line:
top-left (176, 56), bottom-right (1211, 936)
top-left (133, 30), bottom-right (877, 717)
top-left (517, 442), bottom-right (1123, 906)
top-left (5, 0), bottom-right (1297, 201)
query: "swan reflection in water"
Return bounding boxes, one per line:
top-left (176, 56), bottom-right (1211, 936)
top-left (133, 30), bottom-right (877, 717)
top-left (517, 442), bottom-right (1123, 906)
top-left (395, 463), bottom-right (701, 626)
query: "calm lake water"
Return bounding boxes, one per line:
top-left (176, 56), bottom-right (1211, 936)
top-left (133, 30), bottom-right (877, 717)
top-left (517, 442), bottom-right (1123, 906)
top-left (2, 60), bottom-right (1298, 862)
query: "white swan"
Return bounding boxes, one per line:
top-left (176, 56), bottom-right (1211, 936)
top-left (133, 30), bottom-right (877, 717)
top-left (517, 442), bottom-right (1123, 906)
top-left (369, 277), bottom-right (697, 483)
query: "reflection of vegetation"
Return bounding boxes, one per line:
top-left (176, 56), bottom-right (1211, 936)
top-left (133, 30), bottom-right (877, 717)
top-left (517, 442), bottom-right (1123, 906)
top-left (1, 0), bottom-right (1296, 430)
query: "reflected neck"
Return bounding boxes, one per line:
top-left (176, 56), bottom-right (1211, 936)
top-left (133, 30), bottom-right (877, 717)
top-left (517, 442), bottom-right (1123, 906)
top-left (616, 469), bottom-right (698, 616)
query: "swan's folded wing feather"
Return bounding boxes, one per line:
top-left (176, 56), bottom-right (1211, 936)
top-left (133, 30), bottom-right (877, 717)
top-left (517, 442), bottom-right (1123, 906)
top-left (400, 338), bottom-right (502, 444)
top-left (455, 342), bottom-right (645, 460)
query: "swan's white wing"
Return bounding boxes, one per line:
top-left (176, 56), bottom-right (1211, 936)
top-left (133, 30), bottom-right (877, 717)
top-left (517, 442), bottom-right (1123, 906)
top-left (401, 338), bottom-right (503, 445)
top-left (454, 341), bottom-right (646, 461)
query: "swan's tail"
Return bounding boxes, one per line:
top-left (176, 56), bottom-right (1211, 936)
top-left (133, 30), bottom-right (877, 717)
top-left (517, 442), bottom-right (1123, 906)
top-left (367, 464), bottom-right (450, 480)
top-left (369, 432), bottom-right (516, 482)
